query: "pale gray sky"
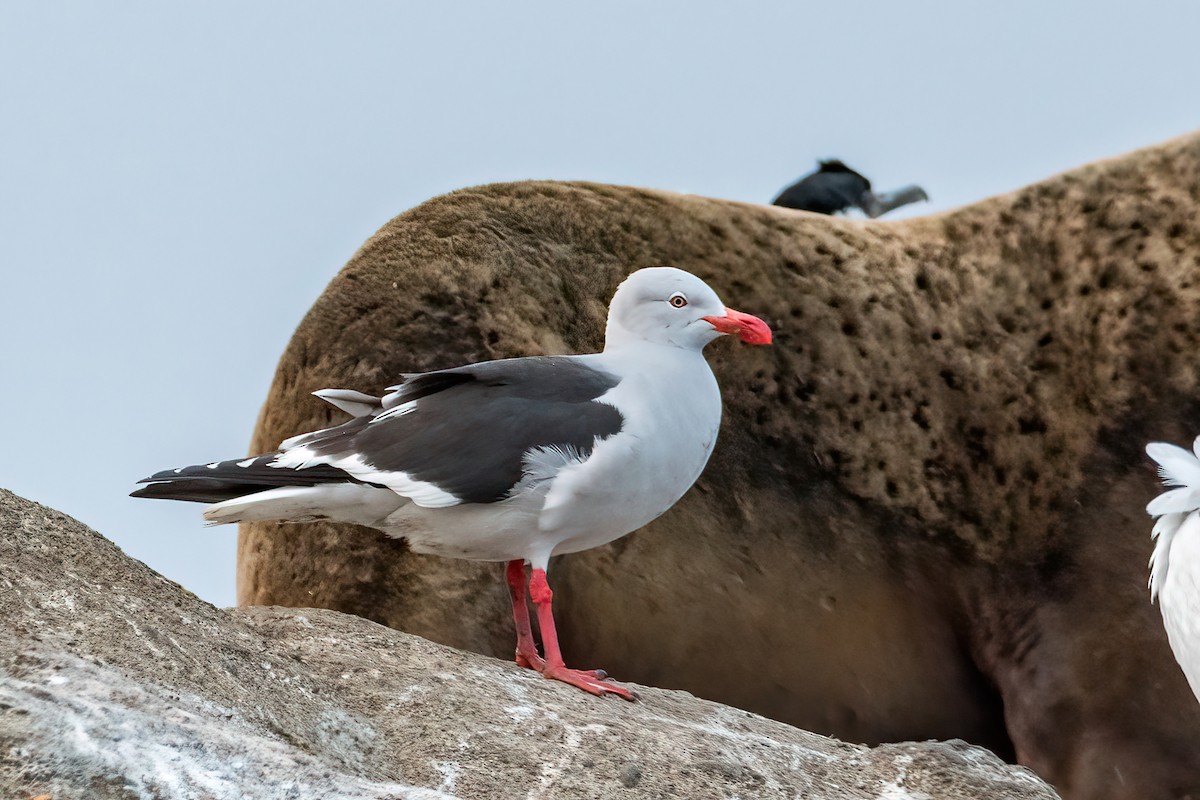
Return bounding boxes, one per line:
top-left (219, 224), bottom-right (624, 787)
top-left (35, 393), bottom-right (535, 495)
top-left (2, 1), bottom-right (1198, 607)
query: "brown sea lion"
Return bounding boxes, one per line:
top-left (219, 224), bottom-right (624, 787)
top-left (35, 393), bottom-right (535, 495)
top-left (239, 133), bottom-right (1200, 799)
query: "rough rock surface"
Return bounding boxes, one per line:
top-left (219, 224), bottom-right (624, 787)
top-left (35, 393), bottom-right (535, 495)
top-left (0, 489), bottom-right (1056, 799)
top-left (237, 134), bottom-right (1200, 798)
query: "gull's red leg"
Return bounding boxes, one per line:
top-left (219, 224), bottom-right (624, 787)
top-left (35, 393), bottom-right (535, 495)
top-left (528, 567), bottom-right (636, 700)
top-left (505, 559), bottom-right (544, 671)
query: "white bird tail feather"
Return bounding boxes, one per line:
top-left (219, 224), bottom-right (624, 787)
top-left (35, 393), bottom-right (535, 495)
top-left (203, 483), bottom-right (405, 527)
top-left (1147, 440), bottom-right (1200, 488)
top-left (1145, 439), bottom-right (1200, 602)
top-left (312, 388), bottom-right (380, 418)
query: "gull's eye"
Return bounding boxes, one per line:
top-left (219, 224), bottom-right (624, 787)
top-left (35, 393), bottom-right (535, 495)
top-left (668, 293), bottom-right (688, 308)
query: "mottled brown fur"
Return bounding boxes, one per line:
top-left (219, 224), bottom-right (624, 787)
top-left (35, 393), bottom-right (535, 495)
top-left (240, 134), bottom-right (1200, 798)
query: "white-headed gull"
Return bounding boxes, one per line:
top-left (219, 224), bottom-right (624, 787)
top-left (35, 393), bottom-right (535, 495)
top-left (1145, 438), bottom-right (1200, 704)
top-left (133, 266), bottom-right (772, 699)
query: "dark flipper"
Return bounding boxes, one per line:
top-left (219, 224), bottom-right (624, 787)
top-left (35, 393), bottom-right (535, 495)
top-left (864, 184), bottom-right (930, 218)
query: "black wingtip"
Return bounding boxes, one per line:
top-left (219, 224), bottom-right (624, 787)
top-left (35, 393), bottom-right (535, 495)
top-left (129, 479), bottom-right (231, 504)
top-left (128, 455), bottom-right (360, 505)
top-left (129, 482), bottom-right (179, 501)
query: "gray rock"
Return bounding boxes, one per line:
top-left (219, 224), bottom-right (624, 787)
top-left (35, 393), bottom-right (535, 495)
top-left (0, 489), bottom-right (1057, 799)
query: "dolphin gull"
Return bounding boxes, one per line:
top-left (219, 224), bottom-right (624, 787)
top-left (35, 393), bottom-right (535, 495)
top-left (133, 266), bottom-right (772, 699)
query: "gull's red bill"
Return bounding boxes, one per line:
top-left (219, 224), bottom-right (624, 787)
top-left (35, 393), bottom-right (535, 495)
top-left (702, 307), bottom-right (772, 345)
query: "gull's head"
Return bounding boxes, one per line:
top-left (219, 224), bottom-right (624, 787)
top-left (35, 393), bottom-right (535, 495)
top-left (604, 266), bottom-right (772, 352)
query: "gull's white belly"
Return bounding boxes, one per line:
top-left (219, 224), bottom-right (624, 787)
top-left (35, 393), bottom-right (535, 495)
top-left (382, 489), bottom-right (548, 562)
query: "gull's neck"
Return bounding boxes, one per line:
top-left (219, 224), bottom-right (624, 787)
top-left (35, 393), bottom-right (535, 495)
top-left (602, 323), bottom-right (703, 356)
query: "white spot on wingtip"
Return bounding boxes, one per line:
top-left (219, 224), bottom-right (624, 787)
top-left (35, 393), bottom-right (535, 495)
top-left (271, 446), bottom-right (319, 470)
top-left (205, 462), bottom-right (220, 469)
top-left (173, 468), bottom-right (183, 474)
top-left (236, 458), bottom-right (256, 468)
